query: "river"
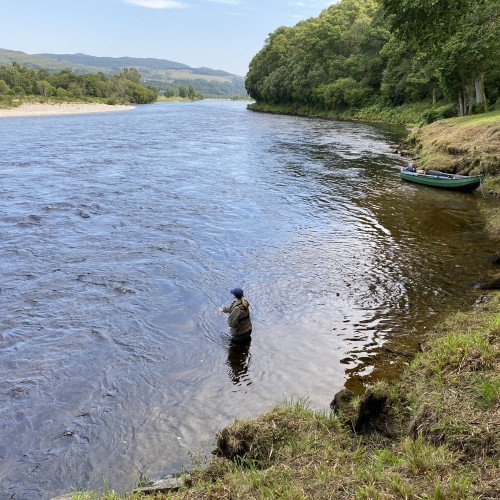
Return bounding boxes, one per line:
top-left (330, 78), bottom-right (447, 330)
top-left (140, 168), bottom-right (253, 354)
top-left (0, 100), bottom-right (497, 498)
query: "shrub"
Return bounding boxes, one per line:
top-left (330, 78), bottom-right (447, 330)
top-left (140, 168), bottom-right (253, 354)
top-left (420, 103), bottom-right (457, 124)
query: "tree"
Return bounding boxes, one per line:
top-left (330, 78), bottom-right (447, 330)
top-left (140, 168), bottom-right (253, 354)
top-left (119, 67), bottom-right (142, 84)
top-left (381, 0), bottom-right (500, 115)
top-left (245, 0), bottom-right (380, 109)
top-left (55, 87), bottom-right (68, 99)
top-left (47, 69), bottom-right (77, 90)
top-left (124, 80), bottom-right (158, 103)
top-left (178, 85), bottom-right (188, 98)
top-left (380, 36), bottom-right (441, 105)
top-left (0, 62), bottom-right (160, 103)
top-left (68, 82), bottom-right (85, 99)
top-left (246, 26), bottom-right (294, 103)
top-left (358, 9), bottom-right (391, 94)
top-left (36, 80), bottom-right (54, 97)
top-left (0, 62), bottom-right (37, 93)
top-left (0, 79), bottom-right (10, 94)
top-left (188, 84), bottom-right (196, 99)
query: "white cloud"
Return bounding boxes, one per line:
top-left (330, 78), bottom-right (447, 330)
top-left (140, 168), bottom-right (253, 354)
top-left (124, 0), bottom-right (186, 8)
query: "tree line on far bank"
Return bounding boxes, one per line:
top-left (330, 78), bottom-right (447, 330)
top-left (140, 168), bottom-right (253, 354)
top-left (245, 0), bottom-right (500, 122)
top-left (154, 76), bottom-right (248, 100)
top-left (0, 63), bottom-right (158, 104)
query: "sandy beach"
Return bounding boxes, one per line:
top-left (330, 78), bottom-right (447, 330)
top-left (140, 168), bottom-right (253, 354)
top-left (0, 102), bottom-right (135, 118)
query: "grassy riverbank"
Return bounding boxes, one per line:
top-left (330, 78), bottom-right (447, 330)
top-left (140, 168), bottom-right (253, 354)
top-left (404, 110), bottom-right (500, 237)
top-left (72, 293), bottom-right (499, 499)
top-left (247, 101), bottom-right (430, 127)
top-left (405, 110), bottom-right (500, 179)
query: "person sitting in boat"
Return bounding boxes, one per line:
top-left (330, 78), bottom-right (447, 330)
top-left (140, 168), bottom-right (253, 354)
top-left (404, 163), bottom-right (416, 172)
top-left (219, 288), bottom-right (252, 341)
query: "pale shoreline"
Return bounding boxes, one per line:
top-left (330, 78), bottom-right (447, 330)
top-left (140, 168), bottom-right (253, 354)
top-left (0, 102), bottom-right (136, 118)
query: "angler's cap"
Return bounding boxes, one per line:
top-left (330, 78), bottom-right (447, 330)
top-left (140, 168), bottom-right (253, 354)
top-left (230, 287), bottom-right (244, 299)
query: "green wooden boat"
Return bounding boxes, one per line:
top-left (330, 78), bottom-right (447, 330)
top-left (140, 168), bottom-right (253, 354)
top-left (400, 169), bottom-right (483, 192)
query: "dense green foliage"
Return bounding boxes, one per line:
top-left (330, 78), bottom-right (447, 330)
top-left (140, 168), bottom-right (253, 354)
top-left (381, 0), bottom-right (500, 115)
top-left (246, 0), bottom-right (500, 121)
top-left (0, 62), bottom-right (158, 104)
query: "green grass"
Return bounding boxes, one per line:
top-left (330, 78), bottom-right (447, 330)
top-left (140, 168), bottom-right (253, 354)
top-left (479, 197), bottom-right (500, 238)
top-left (445, 109), bottom-right (500, 126)
top-left (415, 328), bottom-right (494, 376)
top-left (474, 377), bottom-right (500, 407)
top-left (404, 110), bottom-right (500, 178)
top-left (347, 102), bottom-right (430, 126)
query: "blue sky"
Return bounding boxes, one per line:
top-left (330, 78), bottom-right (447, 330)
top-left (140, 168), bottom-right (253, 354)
top-left (1, 0), bottom-right (338, 76)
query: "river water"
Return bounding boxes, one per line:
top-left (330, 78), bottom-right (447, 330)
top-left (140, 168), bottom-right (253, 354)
top-left (0, 100), bottom-right (497, 498)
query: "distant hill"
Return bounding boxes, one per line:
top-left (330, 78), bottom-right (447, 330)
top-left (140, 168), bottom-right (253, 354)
top-left (0, 49), bottom-right (93, 71)
top-left (38, 52), bottom-right (204, 72)
top-left (0, 48), bottom-right (248, 98)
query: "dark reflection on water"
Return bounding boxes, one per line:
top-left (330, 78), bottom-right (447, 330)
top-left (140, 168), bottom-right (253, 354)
top-left (0, 101), bottom-right (498, 498)
top-left (226, 337), bottom-right (252, 386)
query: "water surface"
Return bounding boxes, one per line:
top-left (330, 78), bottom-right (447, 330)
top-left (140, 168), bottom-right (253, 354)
top-left (0, 101), bottom-right (497, 498)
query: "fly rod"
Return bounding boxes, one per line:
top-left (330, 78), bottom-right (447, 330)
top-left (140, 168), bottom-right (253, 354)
top-left (186, 276), bottom-right (228, 316)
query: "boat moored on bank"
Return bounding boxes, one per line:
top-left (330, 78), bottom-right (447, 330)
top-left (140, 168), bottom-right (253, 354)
top-left (400, 168), bottom-right (483, 192)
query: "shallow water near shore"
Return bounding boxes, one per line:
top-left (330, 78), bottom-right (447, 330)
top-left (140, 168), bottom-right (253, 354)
top-left (0, 100), bottom-right (498, 498)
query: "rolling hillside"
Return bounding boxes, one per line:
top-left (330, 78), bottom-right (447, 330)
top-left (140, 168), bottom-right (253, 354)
top-left (0, 48), bottom-right (248, 97)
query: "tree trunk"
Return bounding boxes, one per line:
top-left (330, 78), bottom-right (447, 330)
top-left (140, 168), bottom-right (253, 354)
top-left (475, 73), bottom-right (487, 112)
top-left (432, 86), bottom-right (437, 105)
top-left (467, 83), bottom-right (474, 115)
top-left (458, 91), bottom-right (465, 117)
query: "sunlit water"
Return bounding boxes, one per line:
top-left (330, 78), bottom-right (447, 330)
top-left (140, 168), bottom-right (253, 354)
top-left (0, 101), bottom-right (497, 498)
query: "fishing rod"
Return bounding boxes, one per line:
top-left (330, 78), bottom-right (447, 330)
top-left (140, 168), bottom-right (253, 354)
top-left (186, 276), bottom-right (228, 316)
